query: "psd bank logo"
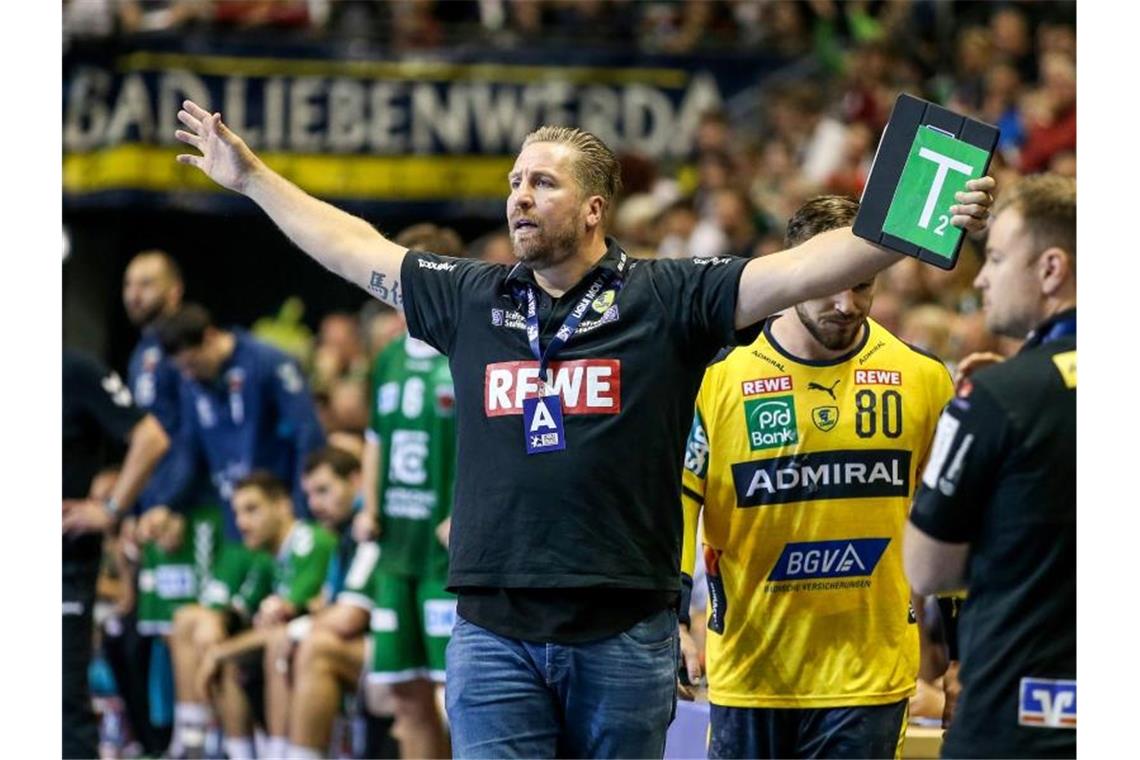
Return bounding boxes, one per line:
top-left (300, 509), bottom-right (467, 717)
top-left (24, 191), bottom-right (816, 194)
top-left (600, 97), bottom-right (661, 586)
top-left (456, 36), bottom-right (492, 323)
top-left (768, 538), bottom-right (890, 581)
top-left (744, 395), bottom-right (798, 451)
top-left (1019, 678), bottom-right (1076, 729)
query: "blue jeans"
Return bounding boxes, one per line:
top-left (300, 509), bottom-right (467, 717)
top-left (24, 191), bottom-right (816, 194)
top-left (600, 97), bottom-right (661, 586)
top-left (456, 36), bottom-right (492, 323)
top-left (445, 609), bottom-right (679, 758)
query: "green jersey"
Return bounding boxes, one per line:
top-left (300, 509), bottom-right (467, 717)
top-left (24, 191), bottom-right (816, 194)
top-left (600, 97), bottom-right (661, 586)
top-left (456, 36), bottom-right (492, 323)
top-left (227, 520), bottom-right (336, 615)
top-left (368, 336), bottom-right (456, 579)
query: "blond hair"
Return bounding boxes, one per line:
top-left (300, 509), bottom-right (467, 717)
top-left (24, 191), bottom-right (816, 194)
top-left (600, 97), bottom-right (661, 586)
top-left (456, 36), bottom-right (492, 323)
top-left (994, 173), bottom-right (1076, 264)
top-left (521, 126), bottom-right (622, 223)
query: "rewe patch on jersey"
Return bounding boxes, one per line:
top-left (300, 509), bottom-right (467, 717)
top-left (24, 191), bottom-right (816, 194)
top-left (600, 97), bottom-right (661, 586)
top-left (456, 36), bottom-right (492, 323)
top-left (484, 360), bottom-right (621, 416)
top-left (855, 369), bottom-right (902, 385)
top-left (731, 449), bottom-right (911, 506)
top-left (768, 538), bottom-right (890, 581)
top-left (741, 375), bottom-right (793, 396)
top-left (1019, 678), bottom-right (1076, 729)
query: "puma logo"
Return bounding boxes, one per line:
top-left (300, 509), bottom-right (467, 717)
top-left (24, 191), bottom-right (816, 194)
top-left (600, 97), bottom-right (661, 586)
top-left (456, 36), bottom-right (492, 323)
top-left (808, 380), bottom-right (840, 400)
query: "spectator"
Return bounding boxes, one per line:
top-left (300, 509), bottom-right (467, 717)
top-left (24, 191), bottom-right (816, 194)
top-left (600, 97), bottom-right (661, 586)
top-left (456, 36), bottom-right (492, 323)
top-left (1019, 53), bottom-right (1077, 174)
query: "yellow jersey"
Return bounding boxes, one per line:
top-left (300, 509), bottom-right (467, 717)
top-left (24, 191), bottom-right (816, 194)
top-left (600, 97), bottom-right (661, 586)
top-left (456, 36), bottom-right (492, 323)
top-left (681, 318), bottom-right (953, 708)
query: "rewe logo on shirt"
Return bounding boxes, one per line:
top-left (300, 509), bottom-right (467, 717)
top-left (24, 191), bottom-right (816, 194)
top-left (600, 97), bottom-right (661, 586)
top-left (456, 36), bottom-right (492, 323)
top-left (741, 375), bottom-right (793, 396)
top-left (855, 369), bottom-right (902, 385)
top-left (484, 359), bottom-right (621, 416)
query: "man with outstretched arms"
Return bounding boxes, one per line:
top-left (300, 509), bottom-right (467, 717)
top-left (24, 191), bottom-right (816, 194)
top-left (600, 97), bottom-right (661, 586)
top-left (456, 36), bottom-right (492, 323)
top-left (174, 100), bottom-right (992, 757)
top-left (679, 196), bottom-right (954, 758)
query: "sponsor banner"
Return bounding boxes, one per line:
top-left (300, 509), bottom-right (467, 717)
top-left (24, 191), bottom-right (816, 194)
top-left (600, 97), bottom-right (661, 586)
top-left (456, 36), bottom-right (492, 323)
top-left (64, 41), bottom-right (791, 210)
top-left (732, 449), bottom-right (911, 507)
top-left (484, 359), bottom-right (620, 416)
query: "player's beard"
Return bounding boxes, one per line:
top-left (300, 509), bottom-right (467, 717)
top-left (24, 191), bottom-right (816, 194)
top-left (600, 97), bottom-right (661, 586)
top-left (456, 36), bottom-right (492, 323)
top-left (511, 216), bottom-right (582, 271)
top-left (126, 299), bottom-right (166, 328)
top-left (796, 305), bottom-right (866, 352)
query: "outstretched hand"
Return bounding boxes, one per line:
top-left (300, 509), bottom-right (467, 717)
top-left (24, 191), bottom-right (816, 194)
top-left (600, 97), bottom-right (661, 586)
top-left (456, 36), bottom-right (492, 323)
top-left (949, 176), bottom-right (997, 234)
top-left (175, 100), bottom-right (262, 194)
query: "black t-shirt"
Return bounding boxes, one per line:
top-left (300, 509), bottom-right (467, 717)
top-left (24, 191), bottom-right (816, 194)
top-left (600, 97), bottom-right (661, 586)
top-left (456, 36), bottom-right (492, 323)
top-left (909, 311), bottom-right (1076, 758)
top-left (63, 349), bottom-right (145, 560)
top-left (401, 240), bottom-right (758, 641)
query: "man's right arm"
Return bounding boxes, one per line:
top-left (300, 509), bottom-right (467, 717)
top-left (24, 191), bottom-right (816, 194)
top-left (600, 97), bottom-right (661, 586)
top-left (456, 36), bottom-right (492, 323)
top-left (175, 100), bottom-right (408, 310)
top-left (733, 177), bottom-right (996, 329)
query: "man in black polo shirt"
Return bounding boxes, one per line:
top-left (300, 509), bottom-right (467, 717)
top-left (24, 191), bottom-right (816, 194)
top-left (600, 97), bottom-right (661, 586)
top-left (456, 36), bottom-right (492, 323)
top-left (905, 174), bottom-right (1076, 759)
top-left (173, 99), bottom-right (994, 757)
top-left (63, 349), bottom-right (171, 758)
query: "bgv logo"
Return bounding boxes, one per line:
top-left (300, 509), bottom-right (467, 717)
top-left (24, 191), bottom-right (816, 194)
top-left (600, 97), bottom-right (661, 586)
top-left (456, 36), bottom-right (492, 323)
top-left (768, 538), bottom-right (889, 581)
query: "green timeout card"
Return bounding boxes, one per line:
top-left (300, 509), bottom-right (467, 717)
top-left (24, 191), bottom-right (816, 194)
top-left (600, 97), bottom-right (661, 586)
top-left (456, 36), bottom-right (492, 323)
top-left (882, 126), bottom-right (990, 260)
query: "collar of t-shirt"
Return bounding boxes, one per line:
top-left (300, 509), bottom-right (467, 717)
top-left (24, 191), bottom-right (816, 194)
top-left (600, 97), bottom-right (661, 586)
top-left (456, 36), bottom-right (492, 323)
top-left (1023, 307), bottom-right (1076, 350)
top-left (502, 236), bottom-right (626, 295)
top-left (275, 521), bottom-right (299, 563)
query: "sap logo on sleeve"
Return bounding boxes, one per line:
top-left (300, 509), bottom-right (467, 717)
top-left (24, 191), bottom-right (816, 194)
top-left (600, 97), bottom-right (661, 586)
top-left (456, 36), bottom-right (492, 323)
top-left (1019, 678), bottom-right (1076, 729)
top-left (684, 412), bottom-right (710, 478)
top-left (484, 359), bottom-right (621, 416)
top-left (768, 538), bottom-right (890, 581)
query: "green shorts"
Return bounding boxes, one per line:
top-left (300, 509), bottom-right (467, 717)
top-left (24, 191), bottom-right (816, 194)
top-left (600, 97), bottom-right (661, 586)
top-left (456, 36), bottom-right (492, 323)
top-left (199, 540), bottom-right (275, 622)
top-left (350, 574), bottom-right (455, 685)
top-left (137, 505), bottom-right (222, 636)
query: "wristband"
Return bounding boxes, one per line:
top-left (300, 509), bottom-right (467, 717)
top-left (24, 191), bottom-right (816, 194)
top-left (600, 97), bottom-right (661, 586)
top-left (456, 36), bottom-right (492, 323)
top-left (678, 573), bottom-right (694, 628)
top-left (103, 497), bottom-right (125, 530)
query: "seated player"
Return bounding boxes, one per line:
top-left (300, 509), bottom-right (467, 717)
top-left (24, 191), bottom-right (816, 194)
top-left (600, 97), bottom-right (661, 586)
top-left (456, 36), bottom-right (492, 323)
top-left (168, 471), bottom-right (334, 759)
top-left (258, 446), bottom-right (372, 759)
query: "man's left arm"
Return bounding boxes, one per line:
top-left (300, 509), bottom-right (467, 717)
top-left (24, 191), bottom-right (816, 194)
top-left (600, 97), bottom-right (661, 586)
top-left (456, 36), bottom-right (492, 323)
top-left (904, 383), bottom-right (1010, 595)
top-left (64, 358), bottom-right (171, 533)
top-left (734, 177), bottom-right (995, 329)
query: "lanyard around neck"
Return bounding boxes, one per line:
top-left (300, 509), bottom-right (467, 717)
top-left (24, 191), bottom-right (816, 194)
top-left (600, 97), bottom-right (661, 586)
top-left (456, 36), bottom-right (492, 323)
top-left (513, 251), bottom-right (627, 385)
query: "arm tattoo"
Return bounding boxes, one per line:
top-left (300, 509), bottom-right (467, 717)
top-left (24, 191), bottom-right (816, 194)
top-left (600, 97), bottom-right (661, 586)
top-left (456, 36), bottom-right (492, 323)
top-left (368, 271), bottom-right (404, 306)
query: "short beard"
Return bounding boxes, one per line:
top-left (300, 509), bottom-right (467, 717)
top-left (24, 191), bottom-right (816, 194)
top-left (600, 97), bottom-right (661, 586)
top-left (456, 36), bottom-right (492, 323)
top-left (127, 301), bottom-right (165, 328)
top-left (512, 222), bottom-right (581, 270)
top-left (795, 305), bottom-right (865, 352)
